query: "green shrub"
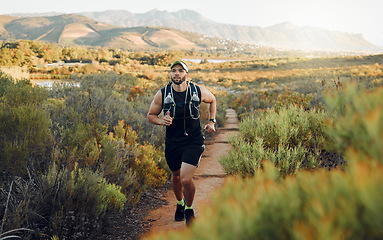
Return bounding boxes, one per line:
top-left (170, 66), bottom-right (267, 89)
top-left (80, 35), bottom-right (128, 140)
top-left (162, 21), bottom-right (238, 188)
top-left (66, 164), bottom-right (126, 215)
top-left (48, 73), bottom-right (165, 147)
top-left (220, 105), bottom-right (328, 177)
top-left (41, 163), bottom-right (127, 215)
top-left (99, 120), bottom-right (168, 204)
top-left (40, 163), bottom-right (127, 238)
top-left (240, 106), bottom-right (327, 151)
top-left (229, 90), bottom-right (316, 119)
top-left (0, 77), bottom-right (52, 177)
top-left (215, 92), bottom-right (229, 127)
top-left (131, 144), bottom-right (168, 189)
top-left (0, 71), bottom-right (168, 238)
top-left (273, 91), bottom-right (314, 111)
top-left (198, 92), bottom-right (227, 128)
top-left (324, 83), bottom-right (383, 162)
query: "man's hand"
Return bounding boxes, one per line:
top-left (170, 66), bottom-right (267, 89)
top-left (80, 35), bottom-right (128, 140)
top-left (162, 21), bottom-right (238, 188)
top-left (204, 122), bottom-right (216, 134)
top-left (163, 111), bottom-right (173, 126)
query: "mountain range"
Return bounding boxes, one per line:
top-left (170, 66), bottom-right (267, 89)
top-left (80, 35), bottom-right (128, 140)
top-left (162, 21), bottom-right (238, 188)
top-left (2, 9), bottom-right (380, 52)
top-left (79, 9), bottom-right (377, 51)
top-left (0, 14), bottom-right (211, 50)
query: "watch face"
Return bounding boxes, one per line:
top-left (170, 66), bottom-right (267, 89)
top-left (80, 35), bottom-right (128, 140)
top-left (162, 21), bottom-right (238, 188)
top-left (210, 119), bottom-right (216, 123)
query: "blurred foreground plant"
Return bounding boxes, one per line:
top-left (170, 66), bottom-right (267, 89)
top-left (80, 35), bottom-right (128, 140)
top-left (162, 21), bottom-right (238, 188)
top-left (145, 157), bottom-right (383, 240)
top-left (324, 83), bottom-right (383, 162)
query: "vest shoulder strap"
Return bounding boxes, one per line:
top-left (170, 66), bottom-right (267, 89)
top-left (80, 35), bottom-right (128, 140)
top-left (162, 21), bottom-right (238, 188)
top-left (162, 83), bottom-right (172, 104)
top-left (164, 83), bottom-right (172, 97)
top-left (189, 82), bottom-right (200, 102)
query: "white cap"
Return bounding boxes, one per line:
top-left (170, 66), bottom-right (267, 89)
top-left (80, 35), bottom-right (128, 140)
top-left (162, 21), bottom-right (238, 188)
top-left (170, 60), bottom-right (188, 72)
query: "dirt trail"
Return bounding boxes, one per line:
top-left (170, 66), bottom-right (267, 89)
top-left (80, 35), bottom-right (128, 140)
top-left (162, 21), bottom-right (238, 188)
top-left (141, 108), bottom-right (239, 237)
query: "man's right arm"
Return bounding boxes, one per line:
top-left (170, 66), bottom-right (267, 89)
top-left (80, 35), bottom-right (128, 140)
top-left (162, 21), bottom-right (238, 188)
top-left (147, 90), bottom-right (173, 126)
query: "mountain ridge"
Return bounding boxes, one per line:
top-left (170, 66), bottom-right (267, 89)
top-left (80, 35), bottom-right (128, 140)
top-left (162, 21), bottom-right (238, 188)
top-left (76, 9), bottom-right (377, 51)
top-left (0, 14), bottom-right (217, 51)
top-left (2, 9), bottom-right (380, 52)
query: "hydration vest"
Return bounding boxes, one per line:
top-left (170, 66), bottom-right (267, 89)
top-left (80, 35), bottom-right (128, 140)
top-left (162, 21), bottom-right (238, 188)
top-left (162, 82), bottom-right (200, 120)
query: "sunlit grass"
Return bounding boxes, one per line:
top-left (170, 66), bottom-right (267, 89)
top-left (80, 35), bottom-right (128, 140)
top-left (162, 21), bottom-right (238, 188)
top-left (0, 66), bottom-right (30, 81)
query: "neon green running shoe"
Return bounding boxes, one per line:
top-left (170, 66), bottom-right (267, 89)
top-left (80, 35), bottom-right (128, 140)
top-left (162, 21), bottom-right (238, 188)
top-left (175, 202), bottom-right (185, 221)
top-left (185, 209), bottom-right (195, 226)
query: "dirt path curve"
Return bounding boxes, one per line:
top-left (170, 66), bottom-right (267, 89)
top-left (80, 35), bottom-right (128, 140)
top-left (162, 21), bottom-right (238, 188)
top-left (141, 108), bottom-right (239, 238)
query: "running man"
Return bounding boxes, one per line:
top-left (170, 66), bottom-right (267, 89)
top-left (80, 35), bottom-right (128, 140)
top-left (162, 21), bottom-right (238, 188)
top-left (147, 60), bottom-right (216, 226)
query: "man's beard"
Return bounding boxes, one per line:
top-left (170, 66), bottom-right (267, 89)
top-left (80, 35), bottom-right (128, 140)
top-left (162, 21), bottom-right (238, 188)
top-left (171, 76), bottom-right (186, 85)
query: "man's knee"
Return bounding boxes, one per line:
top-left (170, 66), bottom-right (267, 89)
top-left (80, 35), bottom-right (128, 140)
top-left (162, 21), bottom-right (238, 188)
top-left (172, 171), bottom-right (181, 183)
top-left (181, 176), bottom-right (193, 187)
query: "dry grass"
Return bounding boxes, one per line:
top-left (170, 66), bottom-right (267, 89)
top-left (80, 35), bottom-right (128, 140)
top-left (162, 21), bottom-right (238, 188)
top-left (0, 66), bottom-right (30, 81)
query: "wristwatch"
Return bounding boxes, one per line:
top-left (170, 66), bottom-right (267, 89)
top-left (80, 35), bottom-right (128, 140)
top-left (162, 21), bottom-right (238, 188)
top-left (209, 118), bottom-right (216, 123)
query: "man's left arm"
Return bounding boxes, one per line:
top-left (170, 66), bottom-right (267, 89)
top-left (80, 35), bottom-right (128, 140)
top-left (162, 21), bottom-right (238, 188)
top-left (200, 86), bottom-right (216, 134)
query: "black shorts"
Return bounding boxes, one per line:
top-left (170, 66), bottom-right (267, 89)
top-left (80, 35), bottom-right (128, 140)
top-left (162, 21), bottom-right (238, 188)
top-left (165, 135), bottom-right (205, 172)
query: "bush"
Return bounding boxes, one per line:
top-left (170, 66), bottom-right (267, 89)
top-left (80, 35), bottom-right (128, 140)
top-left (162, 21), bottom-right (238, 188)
top-left (324, 83), bottom-right (383, 162)
top-left (220, 105), bottom-right (328, 177)
top-left (0, 72), bottom-right (170, 239)
top-left (99, 120), bottom-right (169, 204)
top-left (198, 91), bottom-right (227, 128)
top-left (229, 90), bottom-right (316, 120)
top-left (0, 77), bottom-right (52, 177)
top-left (131, 144), bottom-right (168, 190)
top-left (273, 91), bottom-right (313, 111)
top-left (38, 163), bottom-right (127, 239)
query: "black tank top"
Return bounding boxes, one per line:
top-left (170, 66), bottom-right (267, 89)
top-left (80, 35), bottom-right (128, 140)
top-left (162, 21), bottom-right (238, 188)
top-left (161, 86), bottom-right (202, 141)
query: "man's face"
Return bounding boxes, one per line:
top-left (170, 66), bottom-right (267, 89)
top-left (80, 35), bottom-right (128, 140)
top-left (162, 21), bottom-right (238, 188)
top-left (170, 65), bottom-right (188, 85)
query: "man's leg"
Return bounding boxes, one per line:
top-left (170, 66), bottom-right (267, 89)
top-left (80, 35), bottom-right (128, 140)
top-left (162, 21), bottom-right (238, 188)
top-left (180, 163), bottom-right (197, 207)
top-left (181, 162), bottom-right (197, 225)
top-left (172, 169), bottom-right (186, 221)
top-left (171, 169), bottom-right (183, 201)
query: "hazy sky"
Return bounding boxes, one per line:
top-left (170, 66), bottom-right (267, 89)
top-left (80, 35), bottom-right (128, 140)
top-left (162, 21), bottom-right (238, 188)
top-left (1, 0), bottom-right (382, 46)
